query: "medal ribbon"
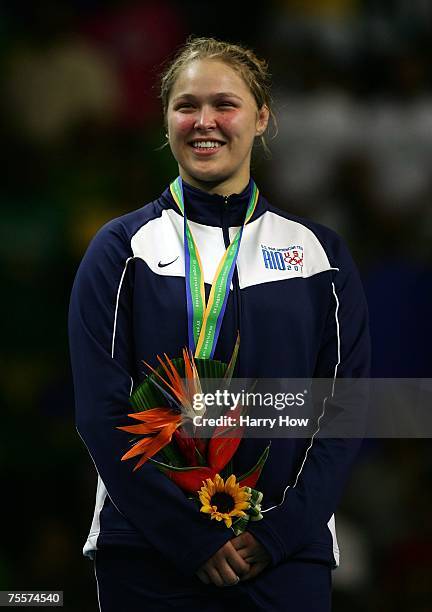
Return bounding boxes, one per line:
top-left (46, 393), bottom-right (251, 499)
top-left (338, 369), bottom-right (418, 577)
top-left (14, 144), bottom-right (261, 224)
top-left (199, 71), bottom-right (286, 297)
top-left (170, 176), bottom-right (259, 359)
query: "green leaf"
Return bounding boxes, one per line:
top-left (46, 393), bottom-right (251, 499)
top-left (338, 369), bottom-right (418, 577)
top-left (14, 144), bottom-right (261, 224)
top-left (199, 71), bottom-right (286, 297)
top-left (223, 332), bottom-right (240, 383)
top-left (237, 444), bottom-right (271, 483)
top-left (148, 457), bottom-right (211, 472)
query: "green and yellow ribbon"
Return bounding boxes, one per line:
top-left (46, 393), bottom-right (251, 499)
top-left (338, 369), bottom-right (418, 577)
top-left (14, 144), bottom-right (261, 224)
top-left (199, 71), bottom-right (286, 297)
top-left (170, 176), bottom-right (259, 359)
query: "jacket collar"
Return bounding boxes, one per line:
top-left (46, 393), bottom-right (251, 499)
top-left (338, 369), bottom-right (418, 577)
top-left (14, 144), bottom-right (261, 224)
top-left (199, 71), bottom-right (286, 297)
top-left (160, 177), bottom-right (266, 227)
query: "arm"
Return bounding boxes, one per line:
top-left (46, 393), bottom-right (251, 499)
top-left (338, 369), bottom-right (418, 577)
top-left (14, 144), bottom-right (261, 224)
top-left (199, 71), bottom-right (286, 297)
top-left (246, 236), bottom-right (371, 566)
top-left (68, 220), bottom-right (233, 577)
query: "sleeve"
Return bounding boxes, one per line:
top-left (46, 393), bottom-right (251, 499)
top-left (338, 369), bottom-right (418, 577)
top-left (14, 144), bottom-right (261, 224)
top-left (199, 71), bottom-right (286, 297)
top-left (247, 235), bottom-right (371, 566)
top-left (68, 220), bottom-right (233, 577)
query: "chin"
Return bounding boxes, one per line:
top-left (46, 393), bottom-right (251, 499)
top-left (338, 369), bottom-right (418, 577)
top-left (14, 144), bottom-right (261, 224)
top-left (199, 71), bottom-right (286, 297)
top-left (184, 165), bottom-right (230, 186)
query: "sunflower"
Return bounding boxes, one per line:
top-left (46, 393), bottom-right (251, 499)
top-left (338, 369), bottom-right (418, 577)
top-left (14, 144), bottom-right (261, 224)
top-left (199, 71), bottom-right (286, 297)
top-left (198, 474), bottom-right (251, 528)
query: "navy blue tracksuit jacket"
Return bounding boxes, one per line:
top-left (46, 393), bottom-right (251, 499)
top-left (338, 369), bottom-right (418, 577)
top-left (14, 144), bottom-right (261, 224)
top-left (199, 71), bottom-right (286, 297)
top-left (68, 178), bottom-right (370, 610)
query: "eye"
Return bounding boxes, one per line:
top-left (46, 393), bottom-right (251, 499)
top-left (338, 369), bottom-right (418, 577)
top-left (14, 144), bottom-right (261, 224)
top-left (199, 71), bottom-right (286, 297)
top-left (175, 103), bottom-right (194, 111)
top-left (218, 101), bottom-right (236, 108)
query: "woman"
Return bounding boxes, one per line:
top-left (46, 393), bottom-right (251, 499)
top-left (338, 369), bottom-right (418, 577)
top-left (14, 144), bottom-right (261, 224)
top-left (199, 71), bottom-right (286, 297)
top-left (69, 36), bottom-right (370, 611)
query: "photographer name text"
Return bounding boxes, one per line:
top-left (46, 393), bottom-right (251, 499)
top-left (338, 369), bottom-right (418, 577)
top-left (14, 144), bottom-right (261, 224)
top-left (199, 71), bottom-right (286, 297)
top-left (193, 415), bottom-right (309, 429)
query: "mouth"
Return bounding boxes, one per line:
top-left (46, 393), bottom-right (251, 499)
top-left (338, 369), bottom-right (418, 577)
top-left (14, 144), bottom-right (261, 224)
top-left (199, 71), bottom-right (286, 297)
top-left (188, 139), bottom-right (227, 154)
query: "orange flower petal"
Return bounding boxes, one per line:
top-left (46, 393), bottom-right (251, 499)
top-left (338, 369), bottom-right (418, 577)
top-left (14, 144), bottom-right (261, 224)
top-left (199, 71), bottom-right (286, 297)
top-left (142, 359), bottom-right (184, 403)
top-left (132, 422), bottom-right (179, 471)
top-left (121, 437), bottom-right (156, 461)
top-left (117, 423), bottom-right (166, 434)
top-left (128, 408), bottom-right (178, 422)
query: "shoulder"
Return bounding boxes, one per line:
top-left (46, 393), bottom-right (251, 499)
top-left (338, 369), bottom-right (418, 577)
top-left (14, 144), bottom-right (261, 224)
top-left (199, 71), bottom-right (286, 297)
top-left (93, 200), bottom-right (163, 247)
top-left (70, 198), bottom-right (168, 292)
top-left (82, 199), bottom-right (165, 265)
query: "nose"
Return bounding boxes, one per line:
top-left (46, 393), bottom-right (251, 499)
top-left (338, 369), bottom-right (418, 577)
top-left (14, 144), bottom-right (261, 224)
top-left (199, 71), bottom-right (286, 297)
top-left (194, 105), bottom-right (216, 130)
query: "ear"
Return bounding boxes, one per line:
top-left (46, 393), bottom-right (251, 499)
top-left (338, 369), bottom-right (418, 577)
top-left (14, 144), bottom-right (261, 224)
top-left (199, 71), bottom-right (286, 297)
top-left (256, 105), bottom-right (270, 136)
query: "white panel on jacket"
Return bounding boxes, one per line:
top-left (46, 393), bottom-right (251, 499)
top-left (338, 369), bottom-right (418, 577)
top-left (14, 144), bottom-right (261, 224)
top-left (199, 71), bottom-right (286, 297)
top-left (83, 474), bottom-right (107, 560)
top-left (130, 209), bottom-right (227, 285)
top-left (328, 513), bottom-right (340, 567)
top-left (233, 212), bottom-right (336, 290)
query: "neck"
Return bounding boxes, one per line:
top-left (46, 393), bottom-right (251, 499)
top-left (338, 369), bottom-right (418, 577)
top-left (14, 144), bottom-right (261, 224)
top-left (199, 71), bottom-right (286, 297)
top-left (179, 169), bottom-right (250, 197)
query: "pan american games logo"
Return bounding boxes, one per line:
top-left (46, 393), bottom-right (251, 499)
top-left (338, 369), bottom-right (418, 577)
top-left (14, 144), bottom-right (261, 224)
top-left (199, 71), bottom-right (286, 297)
top-left (261, 244), bottom-right (304, 271)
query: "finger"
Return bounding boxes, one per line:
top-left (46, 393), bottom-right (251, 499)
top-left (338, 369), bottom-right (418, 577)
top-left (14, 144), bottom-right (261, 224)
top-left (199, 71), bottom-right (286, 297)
top-left (233, 544), bottom-right (254, 558)
top-left (206, 565), bottom-right (225, 588)
top-left (215, 557), bottom-right (243, 586)
top-left (240, 560), bottom-right (270, 582)
top-left (227, 551), bottom-right (251, 577)
top-left (235, 547), bottom-right (252, 561)
top-left (233, 534), bottom-right (271, 565)
top-left (217, 561), bottom-right (240, 586)
top-left (224, 542), bottom-right (251, 576)
top-left (244, 549), bottom-right (270, 564)
top-left (230, 533), bottom-right (249, 550)
top-left (196, 569), bottom-right (210, 584)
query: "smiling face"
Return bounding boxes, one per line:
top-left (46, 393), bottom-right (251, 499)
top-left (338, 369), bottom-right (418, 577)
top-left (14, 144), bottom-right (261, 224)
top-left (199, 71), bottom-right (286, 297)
top-left (166, 59), bottom-right (269, 195)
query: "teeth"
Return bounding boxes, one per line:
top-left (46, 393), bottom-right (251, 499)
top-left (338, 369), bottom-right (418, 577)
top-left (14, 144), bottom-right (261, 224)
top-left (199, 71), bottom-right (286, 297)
top-left (192, 141), bottom-right (222, 149)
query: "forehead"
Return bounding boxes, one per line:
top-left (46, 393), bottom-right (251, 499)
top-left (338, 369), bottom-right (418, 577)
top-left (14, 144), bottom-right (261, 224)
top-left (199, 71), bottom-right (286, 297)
top-left (169, 58), bottom-right (253, 101)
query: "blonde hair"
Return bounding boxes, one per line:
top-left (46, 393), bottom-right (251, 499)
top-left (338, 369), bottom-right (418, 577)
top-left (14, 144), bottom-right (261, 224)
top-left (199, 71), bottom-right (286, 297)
top-left (159, 36), bottom-right (278, 157)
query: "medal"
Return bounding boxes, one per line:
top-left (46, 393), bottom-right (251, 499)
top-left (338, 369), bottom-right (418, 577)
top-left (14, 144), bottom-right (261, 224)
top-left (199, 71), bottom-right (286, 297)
top-left (170, 176), bottom-right (259, 359)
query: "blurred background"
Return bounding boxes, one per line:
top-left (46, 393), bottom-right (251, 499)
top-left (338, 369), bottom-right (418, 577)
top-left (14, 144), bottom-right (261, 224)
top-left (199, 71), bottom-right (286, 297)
top-left (1, 0), bottom-right (431, 610)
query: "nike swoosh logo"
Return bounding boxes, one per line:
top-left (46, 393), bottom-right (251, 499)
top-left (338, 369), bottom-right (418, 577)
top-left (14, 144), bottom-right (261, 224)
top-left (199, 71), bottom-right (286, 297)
top-left (158, 256), bottom-right (179, 268)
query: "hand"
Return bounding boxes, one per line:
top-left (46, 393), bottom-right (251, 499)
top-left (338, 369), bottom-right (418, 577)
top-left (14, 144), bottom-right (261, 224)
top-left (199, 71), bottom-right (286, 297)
top-left (231, 531), bottom-right (271, 581)
top-left (196, 540), bottom-right (251, 587)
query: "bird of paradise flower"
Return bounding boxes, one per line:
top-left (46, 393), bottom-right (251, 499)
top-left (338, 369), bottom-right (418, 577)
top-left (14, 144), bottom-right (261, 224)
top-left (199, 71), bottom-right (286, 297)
top-left (117, 337), bottom-right (270, 532)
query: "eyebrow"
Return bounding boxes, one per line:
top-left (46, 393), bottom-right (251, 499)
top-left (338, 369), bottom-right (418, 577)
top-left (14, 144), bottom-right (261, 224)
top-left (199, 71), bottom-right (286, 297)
top-left (172, 92), bottom-right (243, 102)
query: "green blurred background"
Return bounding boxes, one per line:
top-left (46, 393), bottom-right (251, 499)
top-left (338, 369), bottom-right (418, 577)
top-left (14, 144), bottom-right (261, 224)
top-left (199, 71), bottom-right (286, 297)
top-left (1, 1), bottom-right (431, 610)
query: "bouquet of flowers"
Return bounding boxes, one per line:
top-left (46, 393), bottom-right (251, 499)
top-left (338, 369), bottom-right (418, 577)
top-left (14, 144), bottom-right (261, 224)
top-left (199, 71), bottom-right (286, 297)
top-left (117, 338), bottom-right (269, 535)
